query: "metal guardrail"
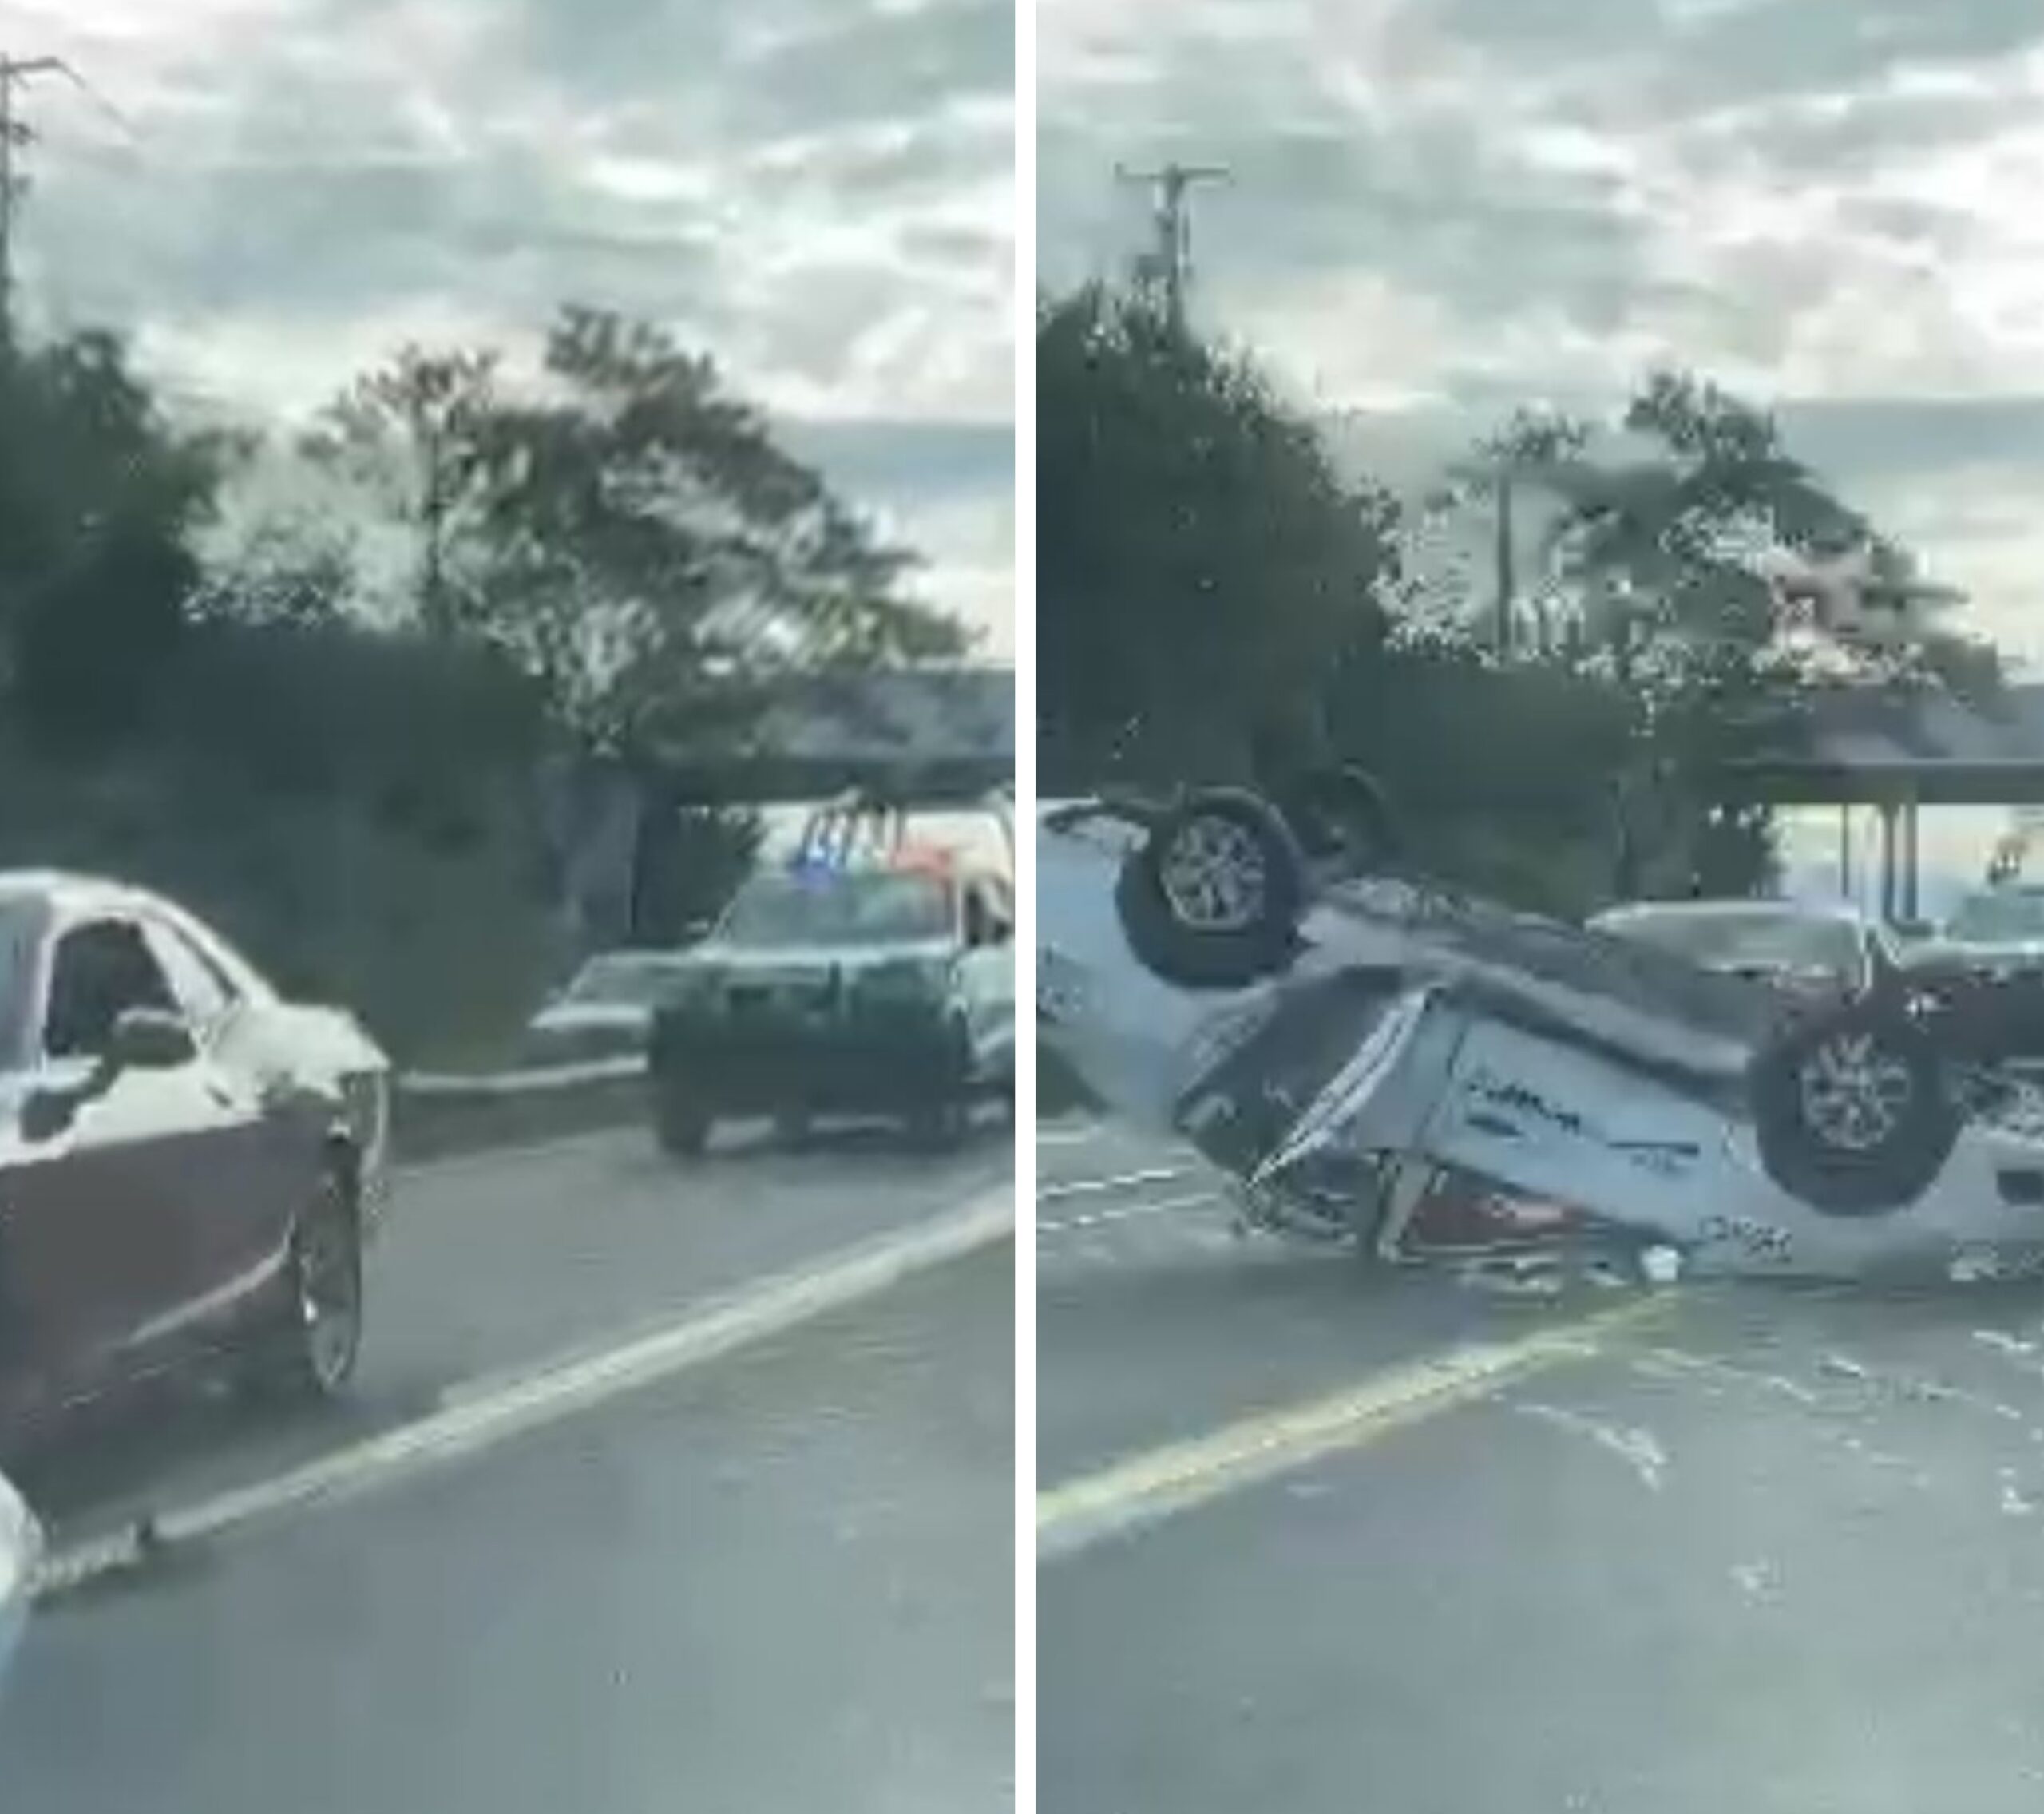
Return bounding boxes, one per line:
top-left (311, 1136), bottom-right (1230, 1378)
top-left (389, 1056), bottom-right (648, 1160)
top-left (398, 1056), bottom-right (644, 1098)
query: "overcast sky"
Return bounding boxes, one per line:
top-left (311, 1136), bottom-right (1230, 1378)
top-left (1040, 0), bottom-right (2044, 667)
top-left (0, 0), bottom-right (1014, 651)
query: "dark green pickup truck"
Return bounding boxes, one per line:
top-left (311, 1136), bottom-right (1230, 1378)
top-left (647, 854), bottom-right (1015, 1155)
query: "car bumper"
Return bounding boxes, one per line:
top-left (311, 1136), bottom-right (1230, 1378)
top-left (653, 1011), bottom-right (973, 1112)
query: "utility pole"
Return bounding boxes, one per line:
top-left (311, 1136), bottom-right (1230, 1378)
top-left (0, 53), bottom-right (124, 358)
top-left (1493, 471), bottom-right (1515, 657)
top-left (1116, 161), bottom-right (1230, 337)
top-left (0, 56), bottom-right (63, 357)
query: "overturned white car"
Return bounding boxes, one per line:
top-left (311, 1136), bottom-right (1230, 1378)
top-left (1038, 780), bottom-right (2044, 1283)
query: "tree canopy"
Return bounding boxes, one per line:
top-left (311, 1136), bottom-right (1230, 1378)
top-left (1038, 284), bottom-right (1400, 785)
top-left (1039, 278), bottom-right (2008, 909)
top-left (310, 306), bottom-right (969, 753)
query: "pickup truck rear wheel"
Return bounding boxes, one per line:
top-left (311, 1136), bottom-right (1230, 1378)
top-left (1749, 999), bottom-right (1959, 1214)
top-left (905, 1013), bottom-right (975, 1150)
top-left (1115, 790), bottom-right (1306, 990)
top-left (652, 1083), bottom-right (711, 1159)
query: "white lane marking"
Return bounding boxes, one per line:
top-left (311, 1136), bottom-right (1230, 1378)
top-left (1036, 1120), bottom-right (1107, 1147)
top-left (1036, 1191), bottom-right (1221, 1237)
top-left (33, 1189), bottom-right (1015, 1602)
top-left (1036, 1166), bottom-right (1193, 1204)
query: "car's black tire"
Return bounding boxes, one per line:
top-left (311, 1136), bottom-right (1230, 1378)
top-left (652, 1082), bottom-right (711, 1158)
top-left (903, 1016), bottom-right (975, 1150)
top-left (905, 1099), bottom-right (971, 1151)
top-left (1274, 764), bottom-right (1400, 876)
top-left (1115, 790), bottom-right (1307, 990)
top-left (1749, 997), bottom-right (1960, 1215)
top-left (251, 1165), bottom-right (362, 1404)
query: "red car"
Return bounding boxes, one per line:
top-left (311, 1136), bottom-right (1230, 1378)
top-left (0, 874), bottom-right (392, 1451)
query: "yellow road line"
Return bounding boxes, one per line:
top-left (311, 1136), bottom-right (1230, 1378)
top-left (1037, 1293), bottom-right (1668, 1563)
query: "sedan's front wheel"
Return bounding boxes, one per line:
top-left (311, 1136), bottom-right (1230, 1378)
top-left (254, 1167), bottom-right (363, 1402)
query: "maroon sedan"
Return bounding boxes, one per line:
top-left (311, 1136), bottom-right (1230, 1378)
top-left (0, 874), bottom-right (391, 1452)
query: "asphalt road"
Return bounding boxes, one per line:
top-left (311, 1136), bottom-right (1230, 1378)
top-left (20, 1114), bottom-right (1012, 1541)
top-left (1037, 1115), bottom-right (2044, 1814)
top-left (2, 1245), bottom-right (1014, 1813)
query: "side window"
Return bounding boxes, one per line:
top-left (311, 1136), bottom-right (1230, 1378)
top-left (144, 920), bottom-right (238, 1032)
top-left (44, 920), bottom-right (179, 1061)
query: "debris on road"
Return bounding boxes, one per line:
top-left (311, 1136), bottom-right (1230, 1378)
top-left (1640, 1246), bottom-right (1682, 1286)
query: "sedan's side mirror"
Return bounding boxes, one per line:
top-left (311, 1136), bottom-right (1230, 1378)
top-left (107, 1006), bottom-right (196, 1073)
top-left (15, 1012), bottom-right (188, 1143)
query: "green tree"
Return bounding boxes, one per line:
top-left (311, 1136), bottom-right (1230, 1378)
top-left (192, 512), bottom-right (360, 629)
top-left (324, 309), bottom-right (965, 753)
top-left (303, 344), bottom-right (501, 640)
top-left (1506, 368), bottom-right (1992, 896)
top-left (1425, 406), bottom-right (1592, 659)
top-left (0, 329), bottom-right (233, 748)
top-left (1037, 284), bottom-right (1400, 786)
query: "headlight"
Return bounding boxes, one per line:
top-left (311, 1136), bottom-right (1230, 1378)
top-left (341, 1072), bottom-right (389, 1174)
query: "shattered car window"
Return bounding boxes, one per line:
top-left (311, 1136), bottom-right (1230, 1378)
top-left (718, 872), bottom-right (953, 947)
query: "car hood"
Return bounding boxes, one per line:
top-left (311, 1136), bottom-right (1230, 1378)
top-left (235, 1002), bottom-right (390, 1084)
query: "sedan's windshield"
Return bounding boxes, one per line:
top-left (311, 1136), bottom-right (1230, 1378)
top-left (719, 872), bottom-right (953, 947)
top-left (1946, 891), bottom-right (2044, 942)
top-left (1598, 908), bottom-right (1860, 977)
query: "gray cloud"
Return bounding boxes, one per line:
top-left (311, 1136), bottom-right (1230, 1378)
top-left (1041, 0), bottom-right (2044, 659)
top-left (2, 0), bottom-right (1012, 642)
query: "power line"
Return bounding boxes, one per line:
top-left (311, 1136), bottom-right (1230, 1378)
top-left (1115, 161), bottom-right (1230, 337)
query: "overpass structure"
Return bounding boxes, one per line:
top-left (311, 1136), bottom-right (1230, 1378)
top-left (539, 666), bottom-right (1015, 949)
top-left (640, 666), bottom-right (1013, 806)
top-left (1715, 683), bottom-right (2044, 921)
